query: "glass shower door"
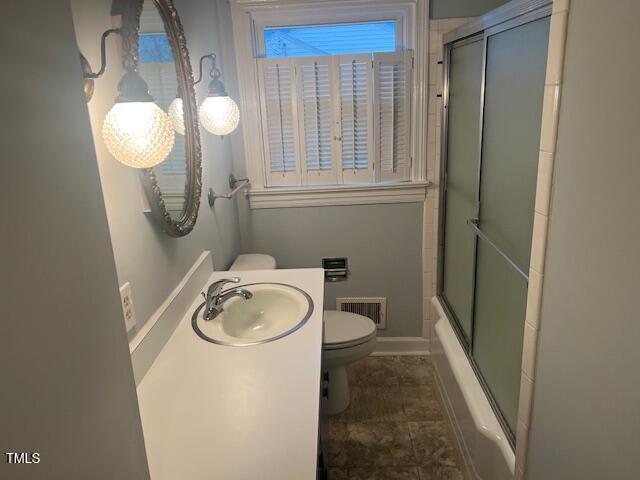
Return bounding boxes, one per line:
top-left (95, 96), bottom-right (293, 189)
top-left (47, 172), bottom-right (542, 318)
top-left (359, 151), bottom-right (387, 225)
top-left (440, 37), bottom-right (484, 343)
top-left (472, 16), bottom-right (550, 434)
top-left (439, 14), bottom-right (550, 442)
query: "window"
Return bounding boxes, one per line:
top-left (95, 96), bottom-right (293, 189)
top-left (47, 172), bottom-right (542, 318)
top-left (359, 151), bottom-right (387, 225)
top-left (229, 0), bottom-right (428, 206)
top-left (264, 21), bottom-right (396, 58)
top-left (257, 23), bottom-right (413, 187)
top-left (139, 34), bottom-right (174, 63)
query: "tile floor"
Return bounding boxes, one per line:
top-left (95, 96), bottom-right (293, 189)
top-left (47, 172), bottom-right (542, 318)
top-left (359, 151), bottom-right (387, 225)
top-left (327, 355), bottom-right (464, 480)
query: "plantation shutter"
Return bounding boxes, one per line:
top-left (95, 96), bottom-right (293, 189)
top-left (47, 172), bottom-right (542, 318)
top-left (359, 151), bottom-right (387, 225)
top-left (337, 54), bottom-right (374, 183)
top-left (295, 57), bottom-right (338, 185)
top-left (258, 58), bottom-right (301, 185)
top-left (374, 51), bottom-right (412, 181)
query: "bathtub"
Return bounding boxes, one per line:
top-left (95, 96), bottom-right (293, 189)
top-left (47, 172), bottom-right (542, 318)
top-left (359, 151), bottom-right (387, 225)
top-left (430, 296), bottom-right (515, 480)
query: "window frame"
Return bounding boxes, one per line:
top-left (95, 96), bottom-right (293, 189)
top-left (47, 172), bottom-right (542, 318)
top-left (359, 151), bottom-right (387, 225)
top-left (230, 0), bottom-right (429, 208)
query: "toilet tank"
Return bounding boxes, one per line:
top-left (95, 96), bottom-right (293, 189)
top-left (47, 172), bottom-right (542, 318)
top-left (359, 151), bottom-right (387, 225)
top-left (229, 254), bottom-right (277, 271)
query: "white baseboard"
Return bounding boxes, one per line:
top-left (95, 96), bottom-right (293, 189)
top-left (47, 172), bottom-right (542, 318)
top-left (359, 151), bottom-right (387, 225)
top-left (130, 251), bottom-right (214, 385)
top-left (372, 336), bottom-right (430, 356)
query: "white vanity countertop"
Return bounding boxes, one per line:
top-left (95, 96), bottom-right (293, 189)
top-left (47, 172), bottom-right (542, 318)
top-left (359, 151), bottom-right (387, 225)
top-left (136, 268), bottom-right (325, 480)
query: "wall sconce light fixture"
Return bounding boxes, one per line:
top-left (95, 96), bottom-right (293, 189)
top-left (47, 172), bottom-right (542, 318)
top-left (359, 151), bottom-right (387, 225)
top-left (168, 53), bottom-right (240, 137)
top-left (166, 53), bottom-right (240, 137)
top-left (195, 53), bottom-right (240, 136)
top-left (81, 28), bottom-right (175, 168)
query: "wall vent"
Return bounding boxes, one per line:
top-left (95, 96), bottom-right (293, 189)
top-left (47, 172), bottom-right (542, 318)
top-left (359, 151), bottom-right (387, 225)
top-left (336, 297), bottom-right (387, 329)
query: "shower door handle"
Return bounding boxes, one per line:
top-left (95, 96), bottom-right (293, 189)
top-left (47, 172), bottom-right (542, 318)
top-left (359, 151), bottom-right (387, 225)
top-left (466, 218), bottom-right (529, 283)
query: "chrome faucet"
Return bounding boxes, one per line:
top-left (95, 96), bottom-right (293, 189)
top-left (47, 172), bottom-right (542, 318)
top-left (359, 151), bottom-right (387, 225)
top-left (201, 277), bottom-right (253, 321)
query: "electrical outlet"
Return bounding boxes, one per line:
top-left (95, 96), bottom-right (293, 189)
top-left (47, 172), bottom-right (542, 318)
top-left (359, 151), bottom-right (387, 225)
top-left (119, 282), bottom-right (137, 333)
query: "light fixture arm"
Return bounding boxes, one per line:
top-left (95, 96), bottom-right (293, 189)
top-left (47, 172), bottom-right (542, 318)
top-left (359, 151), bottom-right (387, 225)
top-left (194, 53), bottom-right (217, 85)
top-left (194, 52), bottom-right (227, 97)
top-left (80, 27), bottom-right (152, 104)
top-left (80, 27), bottom-right (125, 102)
top-left (82, 28), bottom-right (123, 80)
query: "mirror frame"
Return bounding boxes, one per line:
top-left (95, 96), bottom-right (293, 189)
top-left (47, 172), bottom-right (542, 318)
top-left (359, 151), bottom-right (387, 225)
top-left (118, 0), bottom-right (202, 237)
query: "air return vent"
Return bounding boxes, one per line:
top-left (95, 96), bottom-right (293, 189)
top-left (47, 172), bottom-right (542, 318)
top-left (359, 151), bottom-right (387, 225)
top-left (336, 297), bottom-right (387, 329)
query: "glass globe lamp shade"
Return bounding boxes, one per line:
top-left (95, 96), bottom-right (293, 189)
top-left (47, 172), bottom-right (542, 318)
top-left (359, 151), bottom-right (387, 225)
top-left (198, 95), bottom-right (240, 135)
top-left (102, 102), bottom-right (175, 168)
top-left (168, 97), bottom-right (186, 135)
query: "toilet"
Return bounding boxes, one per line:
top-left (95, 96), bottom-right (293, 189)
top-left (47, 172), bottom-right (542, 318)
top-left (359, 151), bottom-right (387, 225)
top-left (322, 310), bottom-right (377, 414)
top-left (229, 254), bottom-right (377, 414)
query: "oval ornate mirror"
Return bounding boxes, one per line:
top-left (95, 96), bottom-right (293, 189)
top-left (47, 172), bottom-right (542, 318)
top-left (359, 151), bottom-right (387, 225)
top-left (118, 0), bottom-right (202, 237)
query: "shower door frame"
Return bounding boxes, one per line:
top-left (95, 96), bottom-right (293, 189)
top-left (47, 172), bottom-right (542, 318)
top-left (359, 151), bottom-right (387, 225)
top-left (436, 0), bottom-right (552, 448)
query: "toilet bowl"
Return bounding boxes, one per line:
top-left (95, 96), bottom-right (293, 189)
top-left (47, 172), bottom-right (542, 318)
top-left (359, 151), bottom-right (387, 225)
top-left (322, 310), bottom-right (376, 414)
top-left (229, 254), bottom-right (377, 414)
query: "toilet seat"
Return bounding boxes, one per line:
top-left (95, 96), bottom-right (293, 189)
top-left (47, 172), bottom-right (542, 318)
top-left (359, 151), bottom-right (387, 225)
top-left (323, 311), bottom-right (377, 350)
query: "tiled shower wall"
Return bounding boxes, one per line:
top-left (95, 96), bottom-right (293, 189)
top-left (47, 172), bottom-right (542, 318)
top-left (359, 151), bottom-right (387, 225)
top-left (515, 0), bottom-right (569, 476)
top-left (422, 17), bottom-right (476, 341)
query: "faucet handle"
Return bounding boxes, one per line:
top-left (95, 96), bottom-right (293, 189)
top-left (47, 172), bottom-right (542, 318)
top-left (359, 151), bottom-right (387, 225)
top-left (206, 277), bottom-right (241, 298)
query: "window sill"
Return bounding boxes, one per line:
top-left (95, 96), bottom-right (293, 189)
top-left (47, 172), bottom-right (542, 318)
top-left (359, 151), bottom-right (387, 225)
top-left (247, 181), bottom-right (431, 209)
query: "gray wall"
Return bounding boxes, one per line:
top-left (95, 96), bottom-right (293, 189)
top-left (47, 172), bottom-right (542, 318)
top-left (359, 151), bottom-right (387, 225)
top-left (431, 0), bottom-right (508, 19)
top-left (526, 2), bottom-right (640, 478)
top-left (0, 1), bottom-right (148, 477)
top-left (71, 0), bottom-right (242, 335)
top-left (243, 204), bottom-right (424, 337)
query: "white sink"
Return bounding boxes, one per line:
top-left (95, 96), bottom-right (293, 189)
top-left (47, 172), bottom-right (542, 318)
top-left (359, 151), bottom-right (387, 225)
top-left (192, 283), bottom-right (314, 346)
